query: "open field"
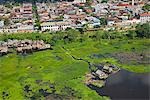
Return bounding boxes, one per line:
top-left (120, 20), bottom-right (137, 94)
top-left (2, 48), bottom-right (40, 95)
top-left (0, 38), bottom-right (150, 99)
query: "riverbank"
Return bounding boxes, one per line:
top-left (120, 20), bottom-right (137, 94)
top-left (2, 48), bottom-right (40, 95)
top-left (88, 69), bottom-right (150, 100)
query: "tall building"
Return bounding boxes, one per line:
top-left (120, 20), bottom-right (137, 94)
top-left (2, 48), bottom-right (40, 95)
top-left (132, 0), bottom-right (134, 6)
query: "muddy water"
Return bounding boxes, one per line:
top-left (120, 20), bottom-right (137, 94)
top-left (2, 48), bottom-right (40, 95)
top-left (89, 70), bottom-right (150, 100)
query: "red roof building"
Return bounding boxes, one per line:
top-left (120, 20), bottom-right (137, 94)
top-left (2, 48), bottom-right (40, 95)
top-left (140, 12), bottom-right (150, 23)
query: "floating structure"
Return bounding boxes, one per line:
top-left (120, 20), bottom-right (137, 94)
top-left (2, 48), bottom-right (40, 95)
top-left (0, 46), bottom-right (8, 55)
top-left (85, 63), bottom-right (120, 87)
top-left (0, 39), bottom-right (51, 55)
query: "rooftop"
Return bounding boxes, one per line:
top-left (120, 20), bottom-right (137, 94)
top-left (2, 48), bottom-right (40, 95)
top-left (140, 12), bottom-right (150, 17)
top-left (41, 21), bottom-right (71, 26)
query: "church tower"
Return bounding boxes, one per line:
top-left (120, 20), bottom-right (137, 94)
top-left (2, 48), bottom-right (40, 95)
top-left (132, 0), bottom-right (134, 6)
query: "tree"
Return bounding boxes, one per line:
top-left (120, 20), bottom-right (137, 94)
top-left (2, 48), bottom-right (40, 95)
top-left (35, 20), bottom-right (41, 30)
top-left (86, 0), bottom-right (92, 5)
top-left (61, 87), bottom-right (78, 97)
top-left (101, 0), bottom-right (109, 3)
top-left (126, 30), bottom-right (137, 39)
top-left (5, 3), bottom-right (13, 8)
top-left (63, 29), bottom-right (79, 43)
top-left (104, 31), bottom-right (111, 40)
top-left (93, 31), bottom-right (103, 41)
top-left (83, 24), bottom-right (88, 31)
top-left (100, 18), bottom-right (107, 26)
top-left (4, 18), bottom-right (10, 26)
top-left (78, 24), bottom-right (88, 34)
top-left (57, 15), bottom-right (64, 20)
top-left (135, 23), bottom-right (150, 38)
top-left (142, 4), bottom-right (150, 11)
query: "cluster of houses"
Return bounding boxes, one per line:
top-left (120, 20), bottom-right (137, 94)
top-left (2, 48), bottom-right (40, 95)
top-left (85, 63), bottom-right (120, 86)
top-left (0, 0), bottom-right (150, 33)
top-left (37, 1), bottom-right (101, 32)
top-left (0, 39), bottom-right (51, 55)
top-left (92, 0), bottom-right (150, 30)
top-left (0, 3), bottom-right (34, 33)
top-left (39, 0), bottom-right (150, 31)
top-left (93, 63), bottom-right (119, 79)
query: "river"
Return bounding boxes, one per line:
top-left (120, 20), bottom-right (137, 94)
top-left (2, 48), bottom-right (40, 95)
top-left (88, 69), bottom-right (150, 100)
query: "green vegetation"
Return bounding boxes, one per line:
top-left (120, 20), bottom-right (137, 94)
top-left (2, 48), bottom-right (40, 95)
top-left (4, 18), bottom-right (10, 26)
top-left (4, 3), bottom-right (13, 9)
top-left (86, 0), bottom-right (93, 5)
top-left (0, 46), bottom-right (107, 99)
top-left (33, 2), bottom-right (41, 30)
top-left (100, 18), bottom-right (107, 26)
top-left (101, 0), bottom-right (109, 3)
top-left (0, 25), bottom-right (150, 99)
top-left (126, 30), bottom-right (137, 39)
top-left (135, 23), bottom-right (150, 38)
top-left (0, 33), bottom-right (52, 43)
top-left (63, 39), bottom-right (150, 73)
top-left (0, 17), bottom-right (10, 26)
top-left (142, 4), bottom-right (150, 11)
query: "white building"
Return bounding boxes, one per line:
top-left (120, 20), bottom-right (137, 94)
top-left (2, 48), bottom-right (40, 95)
top-left (0, 21), bottom-right (4, 28)
top-left (94, 3), bottom-right (108, 14)
top-left (41, 21), bottom-right (72, 32)
top-left (73, 0), bottom-right (86, 3)
top-left (115, 19), bottom-right (140, 28)
top-left (140, 13), bottom-right (150, 24)
top-left (17, 25), bottom-right (34, 32)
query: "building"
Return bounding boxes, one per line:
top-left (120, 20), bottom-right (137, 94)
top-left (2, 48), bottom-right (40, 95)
top-left (73, 0), bottom-right (86, 3)
top-left (17, 25), bottom-right (34, 32)
top-left (116, 18), bottom-right (140, 28)
top-left (22, 3), bottom-right (33, 19)
top-left (140, 13), bottom-right (150, 23)
top-left (132, 0), bottom-right (134, 6)
top-left (41, 21), bottom-right (72, 32)
top-left (94, 3), bottom-right (108, 14)
top-left (0, 21), bottom-right (4, 28)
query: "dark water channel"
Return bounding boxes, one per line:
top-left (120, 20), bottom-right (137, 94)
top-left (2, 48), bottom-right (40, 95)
top-left (89, 70), bottom-right (150, 100)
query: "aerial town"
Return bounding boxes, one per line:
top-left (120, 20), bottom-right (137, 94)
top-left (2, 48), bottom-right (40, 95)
top-left (0, 0), bottom-right (150, 100)
top-left (0, 0), bottom-right (149, 33)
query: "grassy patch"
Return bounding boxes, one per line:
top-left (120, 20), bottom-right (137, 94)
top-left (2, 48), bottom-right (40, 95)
top-left (0, 39), bottom-right (149, 99)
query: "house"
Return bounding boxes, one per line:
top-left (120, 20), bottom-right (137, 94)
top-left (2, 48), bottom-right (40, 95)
top-left (115, 18), bottom-right (140, 28)
top-left (17, 25), bottom-right (34, 33)
top-left (0, 21), bottom-right (4, 27)
top-left (0, 28), bottom-right (18, 33)
top-left (73, 0), bottom-right (86, 3)
top-left (140, 12), bottom-right (150, 23)
top-left (11, 13), bottom-right (24, 22)
top-left (41, 21), bottom-right (72, 32)
top-left (103, 65), bottom-right (113, 74)
top-left (64, 14), bottom-right (87, 22)
top-left (22, 3), bottom-right (33, 19)
top-left (117, 3), bottom-right (132, 10)
top-left (0, 6), bottom-right (5, 16)
top-left (95, 70), bottom-right (108, 79)
top-left (94, 3), bottom-right (108, 15)
top-left (85, 17), bottom-right (100, 28)
top-left (107, 20), bottom-right (115, 26)
top-left (0, 46), bottom-right (8, 55)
